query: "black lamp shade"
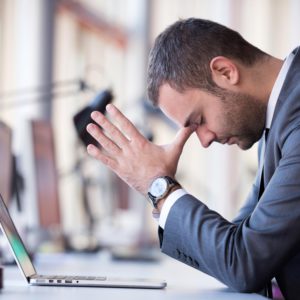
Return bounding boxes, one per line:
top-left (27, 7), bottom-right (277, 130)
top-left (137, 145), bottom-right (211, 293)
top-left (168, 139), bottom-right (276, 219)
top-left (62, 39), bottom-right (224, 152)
top-left (73, 89), bottom-right (113, 146)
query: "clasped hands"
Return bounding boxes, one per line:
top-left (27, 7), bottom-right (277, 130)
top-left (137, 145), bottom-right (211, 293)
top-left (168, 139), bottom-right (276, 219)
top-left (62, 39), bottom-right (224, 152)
top-left (86, 104), bottom-right (195, 196)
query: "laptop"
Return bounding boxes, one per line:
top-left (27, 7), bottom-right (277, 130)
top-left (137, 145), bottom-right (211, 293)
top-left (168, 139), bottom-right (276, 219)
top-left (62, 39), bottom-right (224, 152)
top-left (0, 193), bottom-right (166, 289)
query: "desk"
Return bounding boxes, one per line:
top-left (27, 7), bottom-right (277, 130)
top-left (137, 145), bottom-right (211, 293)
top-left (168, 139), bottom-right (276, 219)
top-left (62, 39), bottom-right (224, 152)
top-left (1, 251), bottom-right (267, 299)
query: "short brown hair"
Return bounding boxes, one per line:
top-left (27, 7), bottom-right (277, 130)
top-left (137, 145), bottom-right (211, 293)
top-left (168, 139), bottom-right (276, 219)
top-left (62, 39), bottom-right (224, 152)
top-left (147, 18), bottom-right (267, 105)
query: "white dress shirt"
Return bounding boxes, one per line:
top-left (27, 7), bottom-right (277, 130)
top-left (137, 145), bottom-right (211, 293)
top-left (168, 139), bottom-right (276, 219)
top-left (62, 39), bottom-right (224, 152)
top-left (157, 50), bottom-right (295, 230)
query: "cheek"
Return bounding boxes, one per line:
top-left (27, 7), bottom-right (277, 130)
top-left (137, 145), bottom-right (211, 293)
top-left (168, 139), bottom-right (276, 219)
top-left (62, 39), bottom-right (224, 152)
top-left (213, 111), bottom-right (233, 132)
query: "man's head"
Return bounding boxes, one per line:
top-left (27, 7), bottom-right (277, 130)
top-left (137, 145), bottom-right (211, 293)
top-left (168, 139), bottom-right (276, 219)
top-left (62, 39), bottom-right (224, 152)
top-left (147, 18), bottom-right (280, 150)
top-left (147, 18), bottom-right (267, 104)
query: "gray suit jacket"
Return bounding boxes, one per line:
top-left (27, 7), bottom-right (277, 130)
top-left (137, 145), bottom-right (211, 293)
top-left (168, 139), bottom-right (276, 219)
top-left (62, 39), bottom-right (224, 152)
top-left (159, 47), bottom-right (300, 300)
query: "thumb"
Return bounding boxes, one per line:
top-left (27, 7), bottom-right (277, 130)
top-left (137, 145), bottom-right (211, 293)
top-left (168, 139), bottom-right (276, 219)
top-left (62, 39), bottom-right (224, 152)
top-left (172, 125), bottom-right (196, 152)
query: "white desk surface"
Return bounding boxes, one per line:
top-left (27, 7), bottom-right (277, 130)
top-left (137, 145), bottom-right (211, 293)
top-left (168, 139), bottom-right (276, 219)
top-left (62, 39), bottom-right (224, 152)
top-left (0, 250), bottom-right (267, 300)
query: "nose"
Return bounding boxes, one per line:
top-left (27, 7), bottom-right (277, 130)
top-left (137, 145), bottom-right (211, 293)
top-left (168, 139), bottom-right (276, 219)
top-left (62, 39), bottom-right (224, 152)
top-left (196, 126), bottom-right (216, 148)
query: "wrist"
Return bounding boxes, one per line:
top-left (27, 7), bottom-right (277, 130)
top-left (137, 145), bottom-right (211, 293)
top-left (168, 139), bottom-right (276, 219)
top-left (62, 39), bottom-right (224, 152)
top-left (147, 176), bottom-right (180, 209)
top-left (156, 199), bottom-right (166, 212)
top-left (155, 184), bottom-right (181, 212)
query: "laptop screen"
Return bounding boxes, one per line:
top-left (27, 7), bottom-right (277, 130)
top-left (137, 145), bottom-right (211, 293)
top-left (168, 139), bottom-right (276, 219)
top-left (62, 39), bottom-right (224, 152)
top-left (0, 194), bottom-right (36, 279)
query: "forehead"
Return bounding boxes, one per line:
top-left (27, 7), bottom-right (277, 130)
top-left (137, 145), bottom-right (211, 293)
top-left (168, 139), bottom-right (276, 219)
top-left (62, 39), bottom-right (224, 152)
top-left (158, 83), bottom-right (201, 127)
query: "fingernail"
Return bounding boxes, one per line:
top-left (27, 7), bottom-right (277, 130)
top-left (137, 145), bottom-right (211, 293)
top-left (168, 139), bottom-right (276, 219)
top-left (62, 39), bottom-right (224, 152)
top-left (87, 144), bottom-right (97, 155)
top-left (91, 111), bottom-right (100, 119)
top-left (86, 123), bottom-right (94, 132)
top-left (106, 104), bottom-right (114, 112)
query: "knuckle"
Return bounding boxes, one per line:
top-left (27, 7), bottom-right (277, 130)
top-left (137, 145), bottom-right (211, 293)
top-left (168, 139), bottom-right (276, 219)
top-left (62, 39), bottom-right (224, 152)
top-left (135, 137), bottom-right (147, 149)
top-left (100, 139), bottom-right (109, 148)
top-left (121, 119), bottom-right (130, 129)
top-left (102, 156), bottom-right (110, 165)
top-left (107, 158), bottom-right (117, 170)
top-left (92, 127), bottom-right (102, 140)
top-left (109, 126), bottom-right (119, 137)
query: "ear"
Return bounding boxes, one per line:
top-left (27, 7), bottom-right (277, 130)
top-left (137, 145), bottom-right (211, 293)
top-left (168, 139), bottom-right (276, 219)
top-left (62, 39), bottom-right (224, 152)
top-left (210, 56), bottom-right (240, 89)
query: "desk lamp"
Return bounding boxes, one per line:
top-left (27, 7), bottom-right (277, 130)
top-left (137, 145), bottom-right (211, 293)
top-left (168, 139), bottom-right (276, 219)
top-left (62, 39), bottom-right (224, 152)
top-left (73, 89), bottom-right (113, 146)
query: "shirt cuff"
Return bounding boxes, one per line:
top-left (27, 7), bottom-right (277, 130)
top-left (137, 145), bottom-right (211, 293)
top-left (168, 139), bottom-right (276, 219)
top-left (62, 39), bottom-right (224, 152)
top-left (159, 188), bottom-right (187, 229)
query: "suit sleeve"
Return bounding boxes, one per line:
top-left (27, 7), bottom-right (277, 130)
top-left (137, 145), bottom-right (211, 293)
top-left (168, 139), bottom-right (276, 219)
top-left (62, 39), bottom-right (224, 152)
top-left (231, 175), bottom-right (260, 225)
top-left (160, 127), bottom-right (300, 293)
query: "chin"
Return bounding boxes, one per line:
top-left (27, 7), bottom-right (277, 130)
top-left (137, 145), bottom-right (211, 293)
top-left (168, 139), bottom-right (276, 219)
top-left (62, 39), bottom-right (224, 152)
top-left (238, 141), bottom-right (255, 150)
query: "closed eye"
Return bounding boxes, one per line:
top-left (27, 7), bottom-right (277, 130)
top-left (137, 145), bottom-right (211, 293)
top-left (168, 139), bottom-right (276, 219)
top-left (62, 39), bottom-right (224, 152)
top-left (195, 116), bottom-right (204, 127)
top-left (183, 113), bottom-right (204, 128)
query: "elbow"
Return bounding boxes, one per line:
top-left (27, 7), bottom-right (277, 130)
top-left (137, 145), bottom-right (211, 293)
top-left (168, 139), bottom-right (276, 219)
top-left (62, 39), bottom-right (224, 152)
top-left (227, 276), bottom-right (265, 294)
top-left (230, 283), bottom-right (259, 294)
top-left (222, 256), bottom-right (269, 293)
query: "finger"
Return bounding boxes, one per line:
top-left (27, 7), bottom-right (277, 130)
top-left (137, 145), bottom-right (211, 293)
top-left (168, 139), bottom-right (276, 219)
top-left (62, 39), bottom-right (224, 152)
top-left (90, 111), bottom-right (129, 146)
top-left (87, 144), bottom-right (118, 169)
top-left (173, 125), bottom-right (196, 150)
top-left (86, 123), bottom-right (121, 154)
top-left (106, 104), bottom-right (142, 141)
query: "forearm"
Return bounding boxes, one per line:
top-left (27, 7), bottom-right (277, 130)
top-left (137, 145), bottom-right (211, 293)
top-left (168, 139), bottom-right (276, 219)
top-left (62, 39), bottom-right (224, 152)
top-left (160, 195), bottom-right (272, 292)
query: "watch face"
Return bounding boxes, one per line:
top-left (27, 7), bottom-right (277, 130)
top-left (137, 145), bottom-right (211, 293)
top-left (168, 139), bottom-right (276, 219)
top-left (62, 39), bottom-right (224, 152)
top-left (150, 177), bottom-right (168, 197)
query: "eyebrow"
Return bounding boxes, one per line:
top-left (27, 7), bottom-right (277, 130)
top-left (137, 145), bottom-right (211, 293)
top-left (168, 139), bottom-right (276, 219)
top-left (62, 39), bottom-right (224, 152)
top-left (183, 112), bottom-right (195, 127)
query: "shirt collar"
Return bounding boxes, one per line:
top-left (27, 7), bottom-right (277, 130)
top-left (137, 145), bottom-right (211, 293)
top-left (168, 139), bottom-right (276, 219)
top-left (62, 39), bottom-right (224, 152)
top-left (266, 51), bottom-right (295, 129)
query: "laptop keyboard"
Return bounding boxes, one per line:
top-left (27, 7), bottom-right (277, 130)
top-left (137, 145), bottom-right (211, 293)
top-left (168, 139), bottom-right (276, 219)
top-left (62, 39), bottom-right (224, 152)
top-left (32, 274), bottom-right (107, 283)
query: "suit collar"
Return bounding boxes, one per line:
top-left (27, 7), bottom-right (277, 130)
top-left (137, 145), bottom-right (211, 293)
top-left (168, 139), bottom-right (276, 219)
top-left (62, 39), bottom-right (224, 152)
top-left (266, 50), bottom-right (295, 129)
top-left (268, 46), bottom-right (300, 129)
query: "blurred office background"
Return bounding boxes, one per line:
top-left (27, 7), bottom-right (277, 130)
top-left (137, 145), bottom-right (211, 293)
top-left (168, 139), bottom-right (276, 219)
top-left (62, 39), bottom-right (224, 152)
top-left (0, 0), bottom-right (300, 257)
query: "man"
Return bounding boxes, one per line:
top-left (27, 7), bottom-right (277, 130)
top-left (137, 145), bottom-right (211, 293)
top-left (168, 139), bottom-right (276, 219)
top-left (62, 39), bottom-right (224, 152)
top-left (86, 18), bottom-right (300, 299)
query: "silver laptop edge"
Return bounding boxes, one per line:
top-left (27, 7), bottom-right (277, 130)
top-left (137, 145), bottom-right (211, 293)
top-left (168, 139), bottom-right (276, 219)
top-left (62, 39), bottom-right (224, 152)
top-left (0, 194), bottom-right (166, 289)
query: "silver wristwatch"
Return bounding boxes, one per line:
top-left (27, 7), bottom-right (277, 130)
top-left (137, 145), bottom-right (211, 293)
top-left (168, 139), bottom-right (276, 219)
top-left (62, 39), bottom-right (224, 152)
top-left (147, 176), bottom-right (179, 208)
